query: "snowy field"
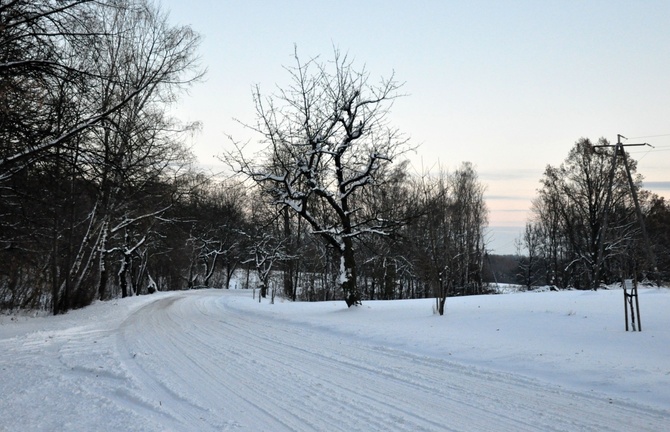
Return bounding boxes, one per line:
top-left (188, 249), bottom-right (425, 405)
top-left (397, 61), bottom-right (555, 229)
top-left (1, 287), bottom-right (669, 431)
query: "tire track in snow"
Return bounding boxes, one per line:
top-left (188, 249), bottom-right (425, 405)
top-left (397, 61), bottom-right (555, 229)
top-left (211, 308), bottom-right (452, 431)
top-left (219, 297), bottom-right (668, 432)
top-left (116, 295), bottom-right (244, 431)
top-left (113, 290), bottom-right (669, 431)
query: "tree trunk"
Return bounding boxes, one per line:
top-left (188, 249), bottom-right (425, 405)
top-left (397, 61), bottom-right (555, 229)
top-left (433, 278), bottom-right (447, 316)
top-left (283, 207), bottom-right (294, 299)
top-left (203, 253), bottom-right (218, 287)
top-left (437, 296), bottom-right (446, 315)
top-left (224, 262), bottom-right (238, 289)
top-left (119, 253), bottom-right (131, 298)
top-left (341, 239), bottom-right (360, 307)
top-left (97, 220), bottom-right (110, 300)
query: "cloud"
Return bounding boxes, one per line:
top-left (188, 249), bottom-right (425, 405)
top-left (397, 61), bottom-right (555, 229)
top-left (485, 195), bottom-right (532, 201)
top-left (478, 168), bottom-right (544, 182)
top-left (487, 225), bottom-right (525, 233)
top-left (643, 181), bottom-right (670, 191)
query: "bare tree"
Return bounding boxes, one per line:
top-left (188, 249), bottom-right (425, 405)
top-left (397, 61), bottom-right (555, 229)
top-left (227, 48), bottom-right (410, 307)
top-left (183, 178), bottom-right (248, 289)
top-left (408, 169), bottom-right (452, 314)
top-left (405, 163), bottom-right (488, 315)
top-left (356, 161), bottom-right (415, 300)
top-left (448, 162), bottom-right (488, 295)
top-left (645, 196), bottom-right (670, 282)
top-left (530, 138), bottom-right (644, 289)
top-left (0, 0), bottom-right (202, 178)
top-left (515, 222), bottom-right (543, 289)
top-left (0, 0), bottom-right (204, 313)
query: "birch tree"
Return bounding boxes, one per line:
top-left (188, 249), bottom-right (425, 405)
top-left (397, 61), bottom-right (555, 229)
top-left (515, 222), bottom-right (543, 289)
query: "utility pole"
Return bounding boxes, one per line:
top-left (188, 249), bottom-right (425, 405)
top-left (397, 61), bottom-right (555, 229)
top-left (594, 134), bottom-right (657, 331)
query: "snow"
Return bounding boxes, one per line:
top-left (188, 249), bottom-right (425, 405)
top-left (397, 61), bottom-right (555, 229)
top-left (1, 287), bottom-right (669, 431)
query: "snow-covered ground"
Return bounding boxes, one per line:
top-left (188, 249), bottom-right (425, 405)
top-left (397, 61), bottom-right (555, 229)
top-left (1, 287), bottom-right (669, 431)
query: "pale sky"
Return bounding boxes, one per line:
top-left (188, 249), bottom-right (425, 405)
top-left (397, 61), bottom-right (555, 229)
top-left (162, 0), bottom-right (670, 254)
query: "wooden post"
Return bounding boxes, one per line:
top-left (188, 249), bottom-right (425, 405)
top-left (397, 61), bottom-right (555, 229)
top-left (623, 280), bottom-right (629, 331)
top-left (633, 278), bottom-right (642, 331)
top-left (631, 290), bottom-right (637, 331)
top-left (623, 278), bottom-right (641, 332)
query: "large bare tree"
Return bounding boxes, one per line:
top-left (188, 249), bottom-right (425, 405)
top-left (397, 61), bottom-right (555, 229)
top-left (228, 49), bottom-right (409, 306)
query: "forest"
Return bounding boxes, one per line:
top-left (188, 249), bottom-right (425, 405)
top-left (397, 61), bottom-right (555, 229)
top-left (1, 0), bottom-right (668, 315)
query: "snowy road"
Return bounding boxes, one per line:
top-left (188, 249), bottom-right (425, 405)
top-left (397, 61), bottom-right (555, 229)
top-left (1, 289), bottom-right (669, 431)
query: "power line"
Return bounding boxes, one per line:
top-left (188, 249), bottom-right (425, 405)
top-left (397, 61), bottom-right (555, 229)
top-left (628, 145), bottom-right (670, 161)
top-left (628, 133), bottom-right (670, 140)
top-left (629, 147), bottom-right (670, 154)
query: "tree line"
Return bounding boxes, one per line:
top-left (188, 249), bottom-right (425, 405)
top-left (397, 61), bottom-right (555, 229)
top-left (1, 2), bottom-right (490, 314)
top-left (0, 0), bottom-right (203, 313)
top-left (5, 2), bottom-right (667, 315)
